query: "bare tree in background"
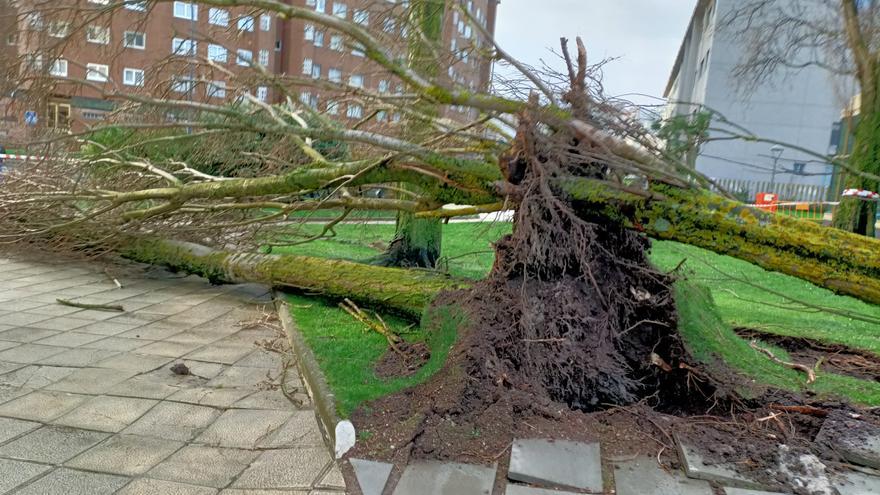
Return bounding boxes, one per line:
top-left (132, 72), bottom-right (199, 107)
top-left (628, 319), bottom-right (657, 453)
top-left (724, 0), bottom-right (880, 236)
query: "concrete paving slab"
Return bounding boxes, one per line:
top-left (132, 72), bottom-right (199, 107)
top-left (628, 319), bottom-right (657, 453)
top-left (0, 364), bottom-right (77, 388)
top-left (53, 395), bottom-right (158, 432)
top-left (185, 343), bottom-right (255, 365)
top-left (817, 416), bottom-right (880, 470)
top-left (106, 374), bottom-right (182, 400)
top-left (316, 463), bottom-right (346, 490)
top-left (0, 342), bottom-right (67, 363)
top-left (168, 386), bottom-right (256, 408)
top-left (833, 470), bottom-right (880, 495)
top-left (508, 439), bottom-right (602, 492)
top-left (118, 325), bottom-right (184, 341)
top-left (33, 331), bottom-right (105, 347)
top-left (207, 365), bottom-right (277, 388)
top-left (37, 347), bottom-right (120, 367)
top-left (148, 445), bottom-right (259, 488)
top-left (136, 340), bottom-right (203, 358)
top-left (614, 457), bottom-right (713, 495)
top-left (0, 341), bottom-right (20, 352)
top-left (233, 390), bottom-right (304, 410)
top-left (0, 384), bottom-right (32, 406)
top-left (350, 458), bottom-right (393, 495)
top-left (722, 488), bottom-right (787, 494)
top-left (165, 331), bottom-right (225, 346)
top-left (13, 467), bottom-right (130, 495)
top-left (28, 316), bottom-right (95, 331)
top-left (45, 366), bottom-right (138, 394)
top-left (233, 349), bottom-right (278, 368)
top-left (258, 410), bottom-right (325, 448)
top-left (195, 409), bottom-right (292, 449)
top-left (124, 401), bottom-right (222, 441)
top-left (93, 352), bottom-right (173, 373)
top-left (393, 461), bottom-right (497, 495)
top-left (677, 441), bottom-right (770, 491)
top-left (505, 485), bottom-right (579, 495)
top-left (66, 433), bottom-right (184, 475)
top-left (0, 416), bottom-right (40, 445)
top-left (0, 327), bottom-right (59, 343)
top-left (83, 336), bottom-right (150, 352)
top-left (0, 425), bottom-right (109, 463)
top-left (0, 458), bottom-right (53, 493)
top-left (0, 389), bottom-right (89, 421)
top-left (0, 312), bottom-right (52, 327)
top-left (232, 447), bottom-right (332, 490)
top-left (77, 320), bottom-right (144, 337)
top-left (117, 478), bottom-right (219, 495)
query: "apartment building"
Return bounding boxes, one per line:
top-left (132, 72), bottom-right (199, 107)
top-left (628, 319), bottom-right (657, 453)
top-left (664, 0), bottom-right (850, 196)
top-left (0, 0), bottom-right (499, 140)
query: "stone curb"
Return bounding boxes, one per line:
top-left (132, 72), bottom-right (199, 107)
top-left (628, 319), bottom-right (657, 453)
top-left (273, 291), bottom-right (341, 453)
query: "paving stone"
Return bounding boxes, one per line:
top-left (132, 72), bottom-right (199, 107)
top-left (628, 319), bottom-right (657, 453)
top-left (28, 316), bottom-right (95, 331)
top-left (722, 489), bottom-right (787, 495)
top-left (350, 458), bottom-right (393, 495)
top-left (117, 478), bottom-right (219, 495)
top-left (37, 347), bottom-right (120, 367)
top-left (833, 470), bottom-right (880, 495)
top-left (124, 401), bottom-right (221, 441)
top-left (258, 410), bottom-right (326, 448)
top-left (195, 409), bottom-right (292, 448)
top-left (77, 320), bottom-right (143, 336)
top-left (0, 425), bottom-right (109, 463)
top-left (185, 343), bottom-right (255, 365)
top-left (0, 384), bottom-right (31, 405)
top-left (0, 340), bottom-right (20, 352)
top-left (817, 416), bottom-right (880, 470)
top-left (165, 331), bottom-right (225, 346)
top-left (137, 340), bottom-right (204, 358)
top-left (233, 447), bottom-right (332, 490)
top-left (0, 360), bottom-right (25, 373)
top-left (66, 433), bottom-right (184, 475)
top-left (93, 352), bottom-right (172, 373)
top-left (207, 365), bottom-right (278, 388)
top-left (233, 390), bottom-right (303, 410)
top-left (394, 461), bottom-right (497, 495)
top-left (234, 349), bottom-right (279, 368)
top-left (0, 389), bottom-right (89, 421)
top-left (45, 366), bottom-right (138, 394)
top-left (83, 336), bottom-right (150, 352)
top-left (24, 303), bottom-right (85, 316)
top-left (0, 416), bottom-right (40, 444)
top-left (0, 364), bottom-right (77, 388)
top-left (34, 331), bottom-right (105, 347)
top-left (614, 457), bottom-right (713, 495)
top-left (148, 445), bottom-right (260, 488)
top-left (106, 374), bottom-right (182, 400)
top-left (0, 327), bottom-right (60, 343)
top-left (168, 386), bottom-right (255, 408)
top-left (0, 342), bottom-right (67, 363)
top-left (505, 485), bottom-right (579, 495)
top-left (0, 311), bottom-right (50, 327)
top-left (0, 458), bottom-right (52, 493)
top-left (317, 463), bottom-right (346, 489)
top-left (53, 395), bottom-right (158, 432)
top-left (508, 439), bottom-right (602, 492)
top-left (14, 467), bottom-right (130, 495)
top-left (677, 441), bottom-right (770, 491)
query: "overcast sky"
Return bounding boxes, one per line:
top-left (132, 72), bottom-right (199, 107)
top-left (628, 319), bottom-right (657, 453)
top-left (493, 0), bottom-right (698, 106)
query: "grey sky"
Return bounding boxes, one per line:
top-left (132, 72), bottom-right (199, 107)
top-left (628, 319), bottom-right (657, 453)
top-left (493, 1), bottom-right (698, 106)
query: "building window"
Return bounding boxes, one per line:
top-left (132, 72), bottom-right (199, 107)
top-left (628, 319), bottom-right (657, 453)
top-left (348, 74), bottom-right (364, 88)
top-left (260, 14), bottom-right (271, 31)
top-left (329, 35), bottom-right (343, 51)
top-left (123, 68), bottom-right (144, 86)
top-left (332, 2), bottom-right (347, 18)
top-left (328, 68), bottom-right (342, 83)
top-left (86, 25), bottom-right (110, 44)
top-left (258, 49), bottom-right (269, 66)
top-left (171, 76), bottom-right (194, 93)
top-left (304, 24), bottom-right (315, 41)
top-left (47, 102), bottom-right (71, 130)
top-left (208, 44), bottom-right (227, 63)
top-left (237, 16), bottom-right (254, 32)
top-left (302, 58), bottom-right (312, 75)
top-left (351, 43), bottom-right (365, 57)
top-left (378, 79), bottom-right (389, 93)
top-left (353, 9), bottom-right (369, 26)
top-left (207, 80), bottom-right (226, 98)
top-left (311, 63), bottom-right (321, 78)
top-left (125, 1), bottom-right (147, 11)
top-left (346, 103), bottom-right (363, 119)
top-left (208, 8), bottom-right (229, 26)
top-left (173, 1), bottom-right (197, 20)
top-left (793, 162), bottom-right (806, 175)
top-left (313, 31), bottom-right (324, 47)
top-left (326, 100), bottom-right (339, 115)
top-left (383, 18), bottom-right (396, 34)
top-left (85, 63), bottom-right (109, 82)
top-left (49, 59), bottom-right (68, 77)
top-left (236, 49), bottom-right (253, 66)
top-left (256, 86), bottom-right (268, 102)
top-left (172, 37), bottom-right (197, 56)
top-left (123, 31), bottom-right (146, 49)
top-left (308, 0), bottom-right (326, 12)
top-left (48, 22), bottom-right (69, 38)
top-left (299, 92), bottom-right (311, 105)
top-left (88, 0), bottom-right (110, 4)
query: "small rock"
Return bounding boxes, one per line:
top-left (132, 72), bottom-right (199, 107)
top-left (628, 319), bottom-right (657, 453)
top-left (335, 420), bottom-right (356, 459)
top-left (170, 363), bottom-right (191, 376)
top-left (776, 445), bottom-right (834, 495)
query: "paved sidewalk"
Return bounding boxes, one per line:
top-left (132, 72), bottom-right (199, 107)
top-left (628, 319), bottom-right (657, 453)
top-left (0, 254), bottom-right (345, 494)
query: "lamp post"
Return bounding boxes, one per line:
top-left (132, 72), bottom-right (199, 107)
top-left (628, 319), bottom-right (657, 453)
top-left (770, 145), bottom-right (784, 190)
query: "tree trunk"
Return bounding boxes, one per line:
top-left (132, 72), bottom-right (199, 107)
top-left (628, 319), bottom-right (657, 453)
top-left (119, 237), bottom-right (464, 317)
top-left (832, 64), bottom-right (880, 237)
top-left (379, 211), bottom-right (443, 268)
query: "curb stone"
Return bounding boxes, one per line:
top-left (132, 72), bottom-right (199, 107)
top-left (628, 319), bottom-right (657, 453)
top-left (274, 292), bottom-right (341, 453)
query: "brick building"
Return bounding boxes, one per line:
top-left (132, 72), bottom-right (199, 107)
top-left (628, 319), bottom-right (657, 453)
top-left (0, 0), bottom-right (499, 142)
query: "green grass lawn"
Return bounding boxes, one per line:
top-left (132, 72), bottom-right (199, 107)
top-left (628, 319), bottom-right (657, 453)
top-left (278, 221), bottom-right (880, 414)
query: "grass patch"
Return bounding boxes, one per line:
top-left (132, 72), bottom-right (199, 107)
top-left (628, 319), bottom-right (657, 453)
top-left (282, 222), bottom-right (880, 411)
top-left (287, 293), bottom-right (462, 417)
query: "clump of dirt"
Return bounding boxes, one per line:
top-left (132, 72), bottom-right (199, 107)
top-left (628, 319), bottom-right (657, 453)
top-left (374, 341), bottom-right (431, 378)
top-left (737, 328), bottom-right (880, 381)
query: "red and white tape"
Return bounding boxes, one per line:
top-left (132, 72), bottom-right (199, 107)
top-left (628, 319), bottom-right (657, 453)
top-left (842, 188), bottom-right (880, 200)
top-left (0, 153), bottom-right (45, 161)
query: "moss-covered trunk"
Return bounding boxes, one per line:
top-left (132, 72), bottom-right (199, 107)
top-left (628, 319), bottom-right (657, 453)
top-left (832, 78), bottom-right (880, 236)
top-left (383, 211), bottom-right (443, 267)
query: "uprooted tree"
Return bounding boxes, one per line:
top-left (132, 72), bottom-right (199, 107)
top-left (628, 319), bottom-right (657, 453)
top-left (2, 0), bottom-right (880, 420)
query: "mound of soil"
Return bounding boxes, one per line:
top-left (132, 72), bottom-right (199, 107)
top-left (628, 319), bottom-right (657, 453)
top-left (374, 341), bottom-right (431, 378)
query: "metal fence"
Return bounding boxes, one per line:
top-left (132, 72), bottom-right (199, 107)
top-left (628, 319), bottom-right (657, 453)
top-left (711, 178), bottom-right (829, 203)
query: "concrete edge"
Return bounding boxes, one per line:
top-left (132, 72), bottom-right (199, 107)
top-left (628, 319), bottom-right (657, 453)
top-left (273, 290), bottom-right (341, 452)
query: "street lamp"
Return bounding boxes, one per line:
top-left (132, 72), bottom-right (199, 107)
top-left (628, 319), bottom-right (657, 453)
top-left (770, 145), bottom-right (785, 190)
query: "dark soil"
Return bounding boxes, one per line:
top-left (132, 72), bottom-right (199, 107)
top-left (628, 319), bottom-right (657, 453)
top-left (374, 341), bottom-right (431, 378)
top-left (737, 328), bottom-right (880, 381)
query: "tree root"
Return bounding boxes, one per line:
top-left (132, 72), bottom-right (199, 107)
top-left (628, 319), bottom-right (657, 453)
top-left (749, 340), bottom-right (817, 384)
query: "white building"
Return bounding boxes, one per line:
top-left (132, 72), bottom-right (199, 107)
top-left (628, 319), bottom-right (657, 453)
top-left (664, 0), bottom-right (851, 199)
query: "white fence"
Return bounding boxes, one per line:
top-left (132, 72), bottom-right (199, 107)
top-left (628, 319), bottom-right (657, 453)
top-left (711, 178), bottom-right (829, 203)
